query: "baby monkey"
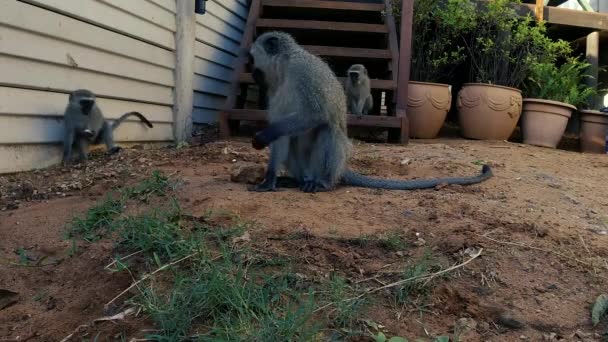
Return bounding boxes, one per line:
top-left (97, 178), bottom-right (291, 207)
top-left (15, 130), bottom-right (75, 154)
top-left (62, 89), bottom-right (153, 165)
top-left (345, 64), bottom-right (373, 117)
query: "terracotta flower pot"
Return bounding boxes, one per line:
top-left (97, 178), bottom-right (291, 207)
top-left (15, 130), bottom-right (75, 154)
top-left (521, 98), bottom-right (576, 148)
top-left (456, 83), bottom-right (522, 140)
top-left (580, 110), bottom-right (608, 154)
top-left (407, 81), bottom-right (452, 139)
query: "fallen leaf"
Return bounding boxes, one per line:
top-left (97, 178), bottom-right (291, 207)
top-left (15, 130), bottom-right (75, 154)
top-left (591, 293), bottom-right (608, 326)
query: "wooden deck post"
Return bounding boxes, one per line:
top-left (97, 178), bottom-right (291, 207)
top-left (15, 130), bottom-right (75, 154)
top-left (586, 31), bottom-right (600, 109)
top-left (534, 0), bottom-right (544, 21)
top-left (395, 0), bottom-right (413, 144)
top-left (173, 0), bottom-right (196, 143)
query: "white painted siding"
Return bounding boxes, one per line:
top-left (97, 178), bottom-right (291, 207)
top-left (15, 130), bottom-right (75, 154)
top-left (0, 0), bottom-right (249, 173)
top-left (193, 0), bottom-right (247, 124)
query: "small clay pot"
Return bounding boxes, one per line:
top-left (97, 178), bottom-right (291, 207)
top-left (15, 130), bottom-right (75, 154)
top-left (521, 98), bottom-right (576, 148)
top-left (457, 83), bottom-right (522, 140)
top-left (580, 110), bottom-right (608, 154)
top-left (407, 81), bottom-right (452, 139)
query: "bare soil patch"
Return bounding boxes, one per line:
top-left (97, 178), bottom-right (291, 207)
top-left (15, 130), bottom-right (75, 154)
top-left (1, 138), bottom-right (608, 341)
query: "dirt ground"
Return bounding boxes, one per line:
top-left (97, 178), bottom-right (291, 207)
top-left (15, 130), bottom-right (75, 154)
top-left (1, 136), bottom-right (608, 341)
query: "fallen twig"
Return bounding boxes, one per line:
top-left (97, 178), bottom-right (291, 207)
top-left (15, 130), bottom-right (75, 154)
top-left (105, 252), bottom-right (198, 309)
top-left (104, 250), bottom-right (143, 270)
top-left (478, 234), bottom-right (592, 266)
top-left (314, 248), bottom-right (483, 313)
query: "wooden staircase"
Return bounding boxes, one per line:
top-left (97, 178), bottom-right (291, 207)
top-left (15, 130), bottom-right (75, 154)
top-left (219, 0), bottom-right (408, 143)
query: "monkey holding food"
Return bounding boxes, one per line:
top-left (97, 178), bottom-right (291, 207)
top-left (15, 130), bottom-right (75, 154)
top-left (247, 31), bottom-right (492, 193)
top-left (345, 64), bottom-right (373, 117)
top-left (61, 89), bottom-right (153, 165)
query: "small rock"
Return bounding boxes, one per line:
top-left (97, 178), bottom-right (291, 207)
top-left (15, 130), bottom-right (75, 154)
top-left (542, 333), bottom-right (557, 341)
top-left (546, 284), bottom-right (557, 290)
top-left (477, 321), bottom-right (490, 333)
top-left (230, 165), bottom-right (265, 185)
top-left (519, 335), bottom-right (528, 340)
top-left (400, 158), bottom-right (411, 166)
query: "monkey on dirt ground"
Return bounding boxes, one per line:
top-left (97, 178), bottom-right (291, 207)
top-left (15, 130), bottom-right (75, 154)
top-left (345, 64), bottom-right (373, 117)
top-left (247, 31), bottom-right (492, 193)
top-left (62, 89), bottom-right (153, 166)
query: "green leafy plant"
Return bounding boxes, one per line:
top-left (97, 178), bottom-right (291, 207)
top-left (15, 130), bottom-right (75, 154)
top-left (392, 0), bottom-right (470, 83)
top-left (438, 0), bottom-right (563, 88)
top-left (524, 57), bottom-right (597, 108)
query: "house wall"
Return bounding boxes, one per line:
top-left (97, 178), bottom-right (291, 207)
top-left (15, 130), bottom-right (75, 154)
top-left (0, 0), bottom-right (248, 174)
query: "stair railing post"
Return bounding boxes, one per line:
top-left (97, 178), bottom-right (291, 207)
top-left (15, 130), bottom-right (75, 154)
top-left (395, 0), bottom-right (413, 144)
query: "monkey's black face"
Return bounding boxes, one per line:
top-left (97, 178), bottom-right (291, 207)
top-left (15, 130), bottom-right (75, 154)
top-left (79, 98), bottom-right (95, 115)
top-left (349, 71), bottom-right (360, 84)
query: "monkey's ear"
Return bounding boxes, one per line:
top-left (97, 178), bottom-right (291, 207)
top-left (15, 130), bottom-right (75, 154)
top-left (263, 37), bottom-right (280, 55)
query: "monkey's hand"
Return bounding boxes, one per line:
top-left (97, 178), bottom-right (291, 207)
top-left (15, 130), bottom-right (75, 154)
top-left (249, 179), bottom-right (277, 192)
top-left (252, 131), bottom-right (271, 150)
top-left (108, 146), bottom-right (122, 155)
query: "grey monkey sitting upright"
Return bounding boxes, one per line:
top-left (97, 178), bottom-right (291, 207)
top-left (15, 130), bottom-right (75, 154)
top-left (62, 89), bottom-right (153, 165)
top-left (345, 64), bottom-right (373, 117)
top-left (248, 31), bottom-right (493, 193)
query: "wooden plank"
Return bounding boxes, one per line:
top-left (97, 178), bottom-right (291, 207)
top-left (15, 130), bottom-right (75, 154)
top-left (384, 0), bottom-right (400, 107)
top-left (223, 0), bottom-right (264, 111)
top-left (195, 25), bottom-right (241, 55)
top-left (395, 0), bottom-right (413, 144)
top-left (239, 73), bottom-right (396, 89)
top-left (213, 0), bottom-right (249, 20)
top-left (262, 0), bottom-right (385, 12)
top-left (146, 0), bottom-right (176, 13)
top-left (194, 57), bottom-right (234, 82)
top-left (99, 0), bottom-right (176, 32)
top-left (193, 92), bottom-right (228, 110)
top-left (0, 116), bottom-right (172, 144)
top-left (193, 74), bottom-right (230, 96)
top-left (206, 1), bottom-right (246, 32)
top-left (21, 0), bottom-right (176, 50)
top-left (194, 41), bottom-right (237, 69)
top-left (0, 87), bottom-right (173, 123)
top-left (256, 19), bottom-right (388, 33)
top-left (224, 109), bottom-right (403, 128)
top-left (1, 1), bottom-right (175, 69)
top-left (513, 2), bottom-right (608, 30)
top-left (196, 8), bottom-right (244, 42)
top-left (0, 26), bottom-right (174, 87)
top-left (303, 45), bottom-right (392, 59)
top-left (0, 55), bottom-right (173, 105)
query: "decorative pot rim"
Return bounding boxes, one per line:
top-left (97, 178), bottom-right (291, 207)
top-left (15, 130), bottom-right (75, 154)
top-left (461, 83), bottom-right (522, 93)
top-left (408, 81), bottom-right (451, 87)
top-left (579, 109), bottom-right (608, 116)
top-left (522, 98), bottom-right (577, 111)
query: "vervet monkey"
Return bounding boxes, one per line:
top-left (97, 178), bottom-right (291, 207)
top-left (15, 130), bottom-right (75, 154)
top-left (345, 64), bottom-right (373, 117)
top-left (248, 31), bottom-right (492, 192)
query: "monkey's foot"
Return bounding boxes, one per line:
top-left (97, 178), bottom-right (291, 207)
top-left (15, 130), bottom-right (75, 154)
top-left (108, 146), bottom-right (122, 155)
top-left (300, 180), bottom-right (330, 193)
top-left (251, 133), bottom-right (268, 150)
top-left (249, 180), bottom-right (277, 192)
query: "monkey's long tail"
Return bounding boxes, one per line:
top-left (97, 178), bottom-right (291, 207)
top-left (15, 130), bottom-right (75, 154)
top-left (111, 112), bottom-right (154, 130)
top-left (341, 165), bottom-right (493, 190)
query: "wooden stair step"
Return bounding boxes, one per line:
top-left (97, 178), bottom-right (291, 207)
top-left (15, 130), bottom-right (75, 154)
top-left (303, 45), bottom-right (391, 59)
top-left (256, 18), bottom-right (388, 33)
top-left (239, 73), bottom-right (396, 90)
top-left (262, 0), bottom-right (385, 12)
top-left (223, 109), bottom-right (403, 128)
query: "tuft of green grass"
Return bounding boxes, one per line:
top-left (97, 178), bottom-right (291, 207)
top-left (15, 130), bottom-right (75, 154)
top-left (393, 249), bottom-right (435, 306)
top-left (378, 231), bottom-right (408, 251)
top-left (65, 193), bottom-right (123, 242)
top-left (326, 274), bottom-right (365, 330)
top-left (65, 171), bottom-right (176, 242)
top-left (134, 246), bottom-right (321, 341)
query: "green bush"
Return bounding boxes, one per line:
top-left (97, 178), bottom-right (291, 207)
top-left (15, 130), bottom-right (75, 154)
top-left (524, 57), bottom-right (597, 107)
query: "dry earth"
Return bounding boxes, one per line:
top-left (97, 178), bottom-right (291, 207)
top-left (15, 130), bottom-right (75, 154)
top-left (1, 137), bottom-right (608, 341)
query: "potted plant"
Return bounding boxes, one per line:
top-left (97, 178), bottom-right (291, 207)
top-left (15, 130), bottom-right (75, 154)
top-left (392, 0), bottom-right (468, 138)
top-left (444, 0), bottom-right (549, 140)
top-left (522, 56), bottom-right (596, 148)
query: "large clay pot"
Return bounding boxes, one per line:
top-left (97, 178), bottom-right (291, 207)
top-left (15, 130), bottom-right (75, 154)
top-left (407, 81), bottom-right (452, 139)
top-left (456, 83), bottom-right (522, 140)
top-left (580, 110), bottom-right (608, 154)
top-left (521, 98), bottom-right (576, 148)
